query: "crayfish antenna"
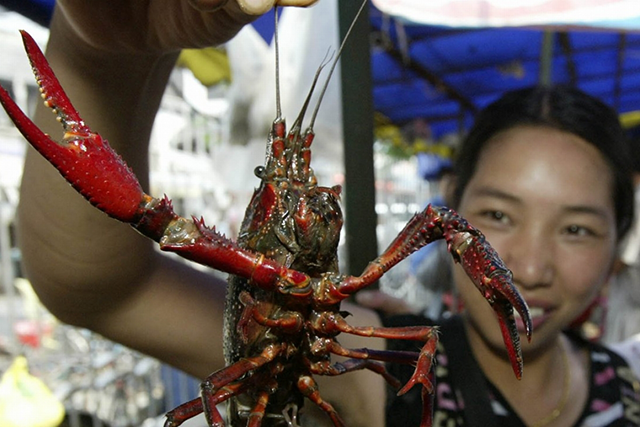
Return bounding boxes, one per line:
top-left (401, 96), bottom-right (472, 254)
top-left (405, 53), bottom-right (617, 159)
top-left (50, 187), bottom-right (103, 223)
top-left (274, 6), bottom-right (282, 120)
top-left (290, 49), bottom-right (333, 134)
top-left (287, 51), bottom-right (332, 183)
top-left (308, 0), bottom-right (369, 131)
top-left (283, 0), bottom-right (369, 184)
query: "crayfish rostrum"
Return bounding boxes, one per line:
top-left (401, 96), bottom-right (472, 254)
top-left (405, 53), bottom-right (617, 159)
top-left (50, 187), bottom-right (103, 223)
top-left (0, 4), bottom-right (531, 427)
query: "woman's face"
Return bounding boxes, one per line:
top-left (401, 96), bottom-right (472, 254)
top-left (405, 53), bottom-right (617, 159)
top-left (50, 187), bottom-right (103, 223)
top-left (455, 125), bottom-right (617, 354)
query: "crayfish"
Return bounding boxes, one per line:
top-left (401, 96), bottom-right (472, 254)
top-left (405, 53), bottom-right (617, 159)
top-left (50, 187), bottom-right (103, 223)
top-left (0, 3), bottom-right (532, 427)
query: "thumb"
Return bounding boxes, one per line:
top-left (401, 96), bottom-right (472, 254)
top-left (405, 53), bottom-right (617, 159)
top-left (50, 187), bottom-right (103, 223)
top-left (188, 0), bottom-right (230, 12)
top-left (236, 0), bottom-right (274, 14)
top-left (238, 0), bottom-right (319, 15)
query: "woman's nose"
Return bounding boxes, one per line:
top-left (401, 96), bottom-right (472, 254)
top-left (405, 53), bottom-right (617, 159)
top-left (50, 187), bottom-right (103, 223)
top-left (500, 230), bottom-right (554, 289)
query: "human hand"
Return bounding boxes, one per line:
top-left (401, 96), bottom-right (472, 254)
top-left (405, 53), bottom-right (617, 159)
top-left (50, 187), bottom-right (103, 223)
top-left (54, 0), bottom-right (318, 55)
top-left (355, 290), bottom-right (420, 316)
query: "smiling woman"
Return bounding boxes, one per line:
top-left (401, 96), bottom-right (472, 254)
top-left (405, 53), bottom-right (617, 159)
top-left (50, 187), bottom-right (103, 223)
top-left (458, 126), bottom-right (618, 352)
top-left (380, 85), bottom-right (640, 427)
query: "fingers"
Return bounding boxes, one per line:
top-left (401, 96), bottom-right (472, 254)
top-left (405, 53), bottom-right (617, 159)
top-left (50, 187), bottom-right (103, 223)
top-left (188, 0), bottom-right (229, 12)
top-left (276, 0), bottom-right (319, 6)
top-left (236, 0), bottom-right (318, 15)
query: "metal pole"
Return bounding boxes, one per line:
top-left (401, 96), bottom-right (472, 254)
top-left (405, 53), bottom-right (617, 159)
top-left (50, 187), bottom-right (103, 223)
top-left (337, 1), bottom-right (378, 278)
top-left (539, 30), bottom-right (555, 85)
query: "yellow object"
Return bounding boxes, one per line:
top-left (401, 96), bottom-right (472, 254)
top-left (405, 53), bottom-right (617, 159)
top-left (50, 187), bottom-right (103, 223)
top-left (0, 356), bottom-right (65, 427)
top-left (177, 48), bottom-right (232, 87)
top-left (620, 110), bottom-right (640, 129)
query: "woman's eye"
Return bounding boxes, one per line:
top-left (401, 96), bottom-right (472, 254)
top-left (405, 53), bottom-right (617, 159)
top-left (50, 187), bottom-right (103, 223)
top-left (564, 224), bottom-right (595, 237)
top-left (483, 210), bottom-right (509, 223)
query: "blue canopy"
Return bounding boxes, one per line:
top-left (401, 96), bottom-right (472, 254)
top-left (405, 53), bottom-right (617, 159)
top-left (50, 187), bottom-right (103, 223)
top-left (6, 0), bottom-right (640, 142)
top-left (369, 5), bottom-right (640, 140)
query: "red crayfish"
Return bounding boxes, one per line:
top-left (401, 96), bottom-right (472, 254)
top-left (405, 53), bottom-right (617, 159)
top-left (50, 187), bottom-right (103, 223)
top-left (0, 4), bottom-right (531, 427)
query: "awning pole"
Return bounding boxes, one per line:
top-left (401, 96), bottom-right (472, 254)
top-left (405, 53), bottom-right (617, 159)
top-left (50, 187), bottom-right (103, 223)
top-left (338, 2), bottom-right (378, 278)
top-left (539, 30), bottom-right (555, 85)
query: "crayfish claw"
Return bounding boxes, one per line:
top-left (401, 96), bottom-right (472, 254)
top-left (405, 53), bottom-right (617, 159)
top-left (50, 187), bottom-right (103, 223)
top-left (482, 268), bottom-right (532, 379)
top-left (441, 206), bottom-right (532, 379)
top-left (493, 298), bottom-right (524, 379)
top-left (20, 30), bottom-right (85, 132)
top-left (501, 274), bottom-right (533, 342)
top-left (0, 30), bottom-right (148, 224)
top-left (464, 254), bottom-right (531, 379)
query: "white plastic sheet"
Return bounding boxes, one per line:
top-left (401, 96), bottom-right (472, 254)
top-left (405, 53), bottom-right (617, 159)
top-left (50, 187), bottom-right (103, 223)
top-left (225, 0), bottom-right (344, 164)
top-left (371, 0), bottom-right (640, 29)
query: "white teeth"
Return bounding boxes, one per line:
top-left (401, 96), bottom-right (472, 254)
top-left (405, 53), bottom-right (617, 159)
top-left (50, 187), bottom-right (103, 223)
top-left (514, 307), bottom-right (545, 319)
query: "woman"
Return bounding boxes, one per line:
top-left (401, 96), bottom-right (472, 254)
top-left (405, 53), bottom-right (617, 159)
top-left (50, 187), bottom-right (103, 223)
top-left (379, 86), bottom-right (640, 426)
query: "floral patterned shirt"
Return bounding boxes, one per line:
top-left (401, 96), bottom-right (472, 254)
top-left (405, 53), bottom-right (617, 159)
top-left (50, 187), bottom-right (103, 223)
top-left (385, 315), bottom-right (640, 427)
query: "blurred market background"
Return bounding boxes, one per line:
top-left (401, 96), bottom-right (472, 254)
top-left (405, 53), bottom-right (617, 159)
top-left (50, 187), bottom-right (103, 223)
top-left (2, 0), bottom-right (640, 425)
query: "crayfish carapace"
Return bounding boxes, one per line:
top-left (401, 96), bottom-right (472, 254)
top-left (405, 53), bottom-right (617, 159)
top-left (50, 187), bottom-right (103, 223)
top-left (0, 3), bottom-right (531, 427)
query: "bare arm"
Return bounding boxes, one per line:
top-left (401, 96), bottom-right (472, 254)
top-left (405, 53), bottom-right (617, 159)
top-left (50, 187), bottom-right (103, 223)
top-left (17, 0), bottom-right (315, 377)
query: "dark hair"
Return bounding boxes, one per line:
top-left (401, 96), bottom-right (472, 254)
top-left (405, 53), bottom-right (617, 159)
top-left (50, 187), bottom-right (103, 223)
top-left (451, 85), bottom-right (634, 240)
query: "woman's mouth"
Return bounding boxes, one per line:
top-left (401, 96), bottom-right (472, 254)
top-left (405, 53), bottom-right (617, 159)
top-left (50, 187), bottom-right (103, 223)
top-left (514, 306), bottom-right (550, 333)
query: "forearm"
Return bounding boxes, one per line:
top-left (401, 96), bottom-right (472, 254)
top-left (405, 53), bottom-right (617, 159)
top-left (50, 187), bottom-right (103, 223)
top-left (17, 8), bottom-right (178, 321)
top-left (15, 0), bottom-right (321, 379)
top-left (16, 8), bottom-right (232, 377)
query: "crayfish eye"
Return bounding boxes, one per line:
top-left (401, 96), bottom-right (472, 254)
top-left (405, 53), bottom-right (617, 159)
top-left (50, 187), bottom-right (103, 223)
top-left (254, 166), bottom-right (266, 179)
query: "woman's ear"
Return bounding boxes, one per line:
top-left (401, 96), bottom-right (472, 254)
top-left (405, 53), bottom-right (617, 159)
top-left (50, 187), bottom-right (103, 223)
top-left (610, 257), bottom-right (626, 276)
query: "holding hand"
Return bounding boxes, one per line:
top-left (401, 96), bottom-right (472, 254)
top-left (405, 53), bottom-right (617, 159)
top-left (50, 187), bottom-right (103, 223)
top-left (54, 0), bottom-right (318, 55)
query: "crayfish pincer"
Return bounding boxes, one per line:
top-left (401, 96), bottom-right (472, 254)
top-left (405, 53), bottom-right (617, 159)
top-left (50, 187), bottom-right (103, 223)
top-left (0, 6), bottom-right (531, 427)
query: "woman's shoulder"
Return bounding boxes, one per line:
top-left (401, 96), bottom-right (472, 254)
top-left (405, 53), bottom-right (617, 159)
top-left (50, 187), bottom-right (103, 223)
top-left (568, 332), bottom-right (638, 380)
top-left (548, 332), bottom-right (640, 427)
top-left (608, 333), bottom-right (640, 382)
top-left (572, 333), bottom-right (638, 371)
top-left (565, 332), bottom-right (639, 421)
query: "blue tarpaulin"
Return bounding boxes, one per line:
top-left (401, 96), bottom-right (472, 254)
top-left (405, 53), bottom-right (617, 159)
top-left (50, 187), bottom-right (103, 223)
top-left (6, 0), bottom-right (640, 141)
top-left (369, 4), bottom-right (640, 139)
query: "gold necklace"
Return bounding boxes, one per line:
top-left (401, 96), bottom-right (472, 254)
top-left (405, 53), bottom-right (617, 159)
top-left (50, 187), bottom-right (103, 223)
top-left (530, 343), bottom-right (571, 427)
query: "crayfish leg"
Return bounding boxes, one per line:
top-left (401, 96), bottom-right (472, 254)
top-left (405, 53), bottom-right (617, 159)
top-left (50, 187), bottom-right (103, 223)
top-left (297, 375), bottom-right (346, 427)
top-left (309, 358), bottom-right (401, 389)
top-left (246, 390), bottom-right (271, 427)
top-left (164, 397), bottom-right (204, 427)
top-left (419, 375), bottom-right (435, 427)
